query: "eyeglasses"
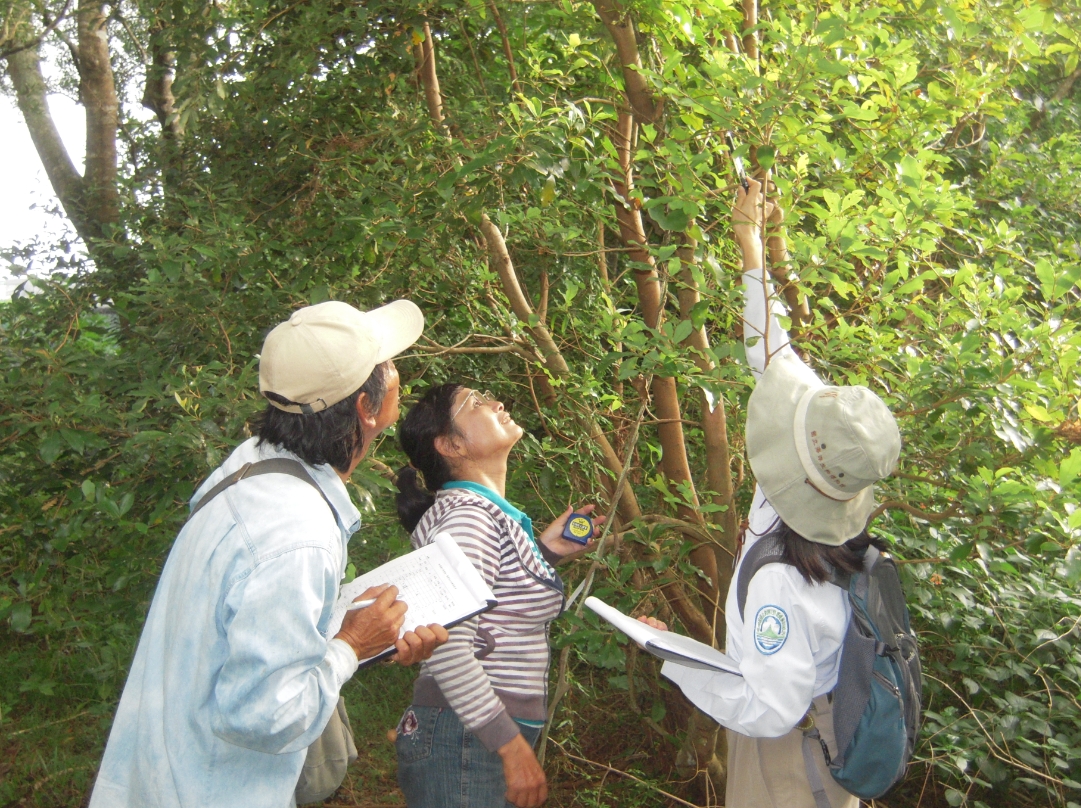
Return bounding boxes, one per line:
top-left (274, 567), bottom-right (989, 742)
top-left (451, 389), bottom-right (494, 421)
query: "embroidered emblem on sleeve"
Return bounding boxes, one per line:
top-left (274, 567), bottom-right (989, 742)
top-left (753, 605), bottom-right (789, 655)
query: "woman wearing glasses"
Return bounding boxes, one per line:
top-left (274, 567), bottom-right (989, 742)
top-left (393, 385), bottom-right (600, 808)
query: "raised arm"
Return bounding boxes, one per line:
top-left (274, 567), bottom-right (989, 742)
top-left (733, 178), bottom-right (795, 378)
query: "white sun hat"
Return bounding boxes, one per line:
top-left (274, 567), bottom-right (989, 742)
top-left (746, 350), bottom-right (901, 545)
top-left (259, 299), bottom-right (423, 414)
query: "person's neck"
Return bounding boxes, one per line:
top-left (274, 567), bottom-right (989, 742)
top-left (337, 434), bottom-right (376, 482)
top-left (453, 456), bottom-right (510, 498)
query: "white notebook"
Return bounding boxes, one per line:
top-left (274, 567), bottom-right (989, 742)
top-left (585, 596), bottom-right (742, 676)
top-left (328, 532), bottom-right (497, 667)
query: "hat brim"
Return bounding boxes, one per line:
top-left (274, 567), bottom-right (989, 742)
top-left (366, 300), bottom-right (425, 364)
top-left (746, 351), bottom-right (875, 546)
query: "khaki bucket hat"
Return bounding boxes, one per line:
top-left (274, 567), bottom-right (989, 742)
top-left (746, 351), bottom-right (901, 546)
top-left (259, 299), bottom-right (423, 414)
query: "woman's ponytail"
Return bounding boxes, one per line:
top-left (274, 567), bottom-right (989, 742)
top-left (396, 384), bottom-right (461, 533)
top-left (395, 466), bottom-right (436, 533)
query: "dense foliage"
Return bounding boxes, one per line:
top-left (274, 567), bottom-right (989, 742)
top-left (2, 0), bottom-right (1080, 805)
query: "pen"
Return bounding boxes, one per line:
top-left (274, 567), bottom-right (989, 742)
top-left (346, 598), bottom-right (377, 611)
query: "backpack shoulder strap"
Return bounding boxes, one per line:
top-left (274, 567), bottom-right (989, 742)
top-left (736, 532), bottom-right (787, 621)
top-left (188, 457), bottom-right (340, 525)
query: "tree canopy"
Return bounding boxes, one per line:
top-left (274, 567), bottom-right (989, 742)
top-left (1, 0), bottom-right (1080, 805)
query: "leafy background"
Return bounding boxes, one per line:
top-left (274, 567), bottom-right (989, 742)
top-left (1, 0), bottom-right (1080, 805)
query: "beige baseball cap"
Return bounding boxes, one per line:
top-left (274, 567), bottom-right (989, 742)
top-left (259, 299), bottom-right (423, 414)
top-left (746, 351), bottom-right (901, 545)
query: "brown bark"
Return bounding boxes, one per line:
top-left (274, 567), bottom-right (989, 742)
top-left (142, 23), bottom-right (180, 137)
top-left (674, 707), bottom-right (726, 785)
top-left (590, 0), bottom-right (658, 123)
top-left (676, 237), bottom-right (739, 611)
top-left (1053, 65), bottom-right (1081, 102)
top-left (766, 229), bottom-right (810, 329)
top-left (609, 111), bottom-right (720, 636)
top-left (77, 0), bottom-right (118, 232)
top-left (7, 46), bottom-right (88, 234)
top-left (486, 1), bottom-right (521, 95)
top-left (480, 214), bottom-right (643, 522)
top-left (413, 21), bottom-right (445, 127)
top-left (741, 0), bottom-right (758, 61)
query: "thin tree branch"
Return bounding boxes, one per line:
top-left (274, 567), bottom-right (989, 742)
top-left (868, 500), bottom-right (961, 523)
top-left (550, 739), bottom-right (703, 808)
top-left (487, 1), bottom-right (521, 95)
top-left (0, 0), bottom-right (73, 60)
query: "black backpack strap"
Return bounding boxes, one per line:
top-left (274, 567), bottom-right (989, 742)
top-left (736, 532), bottom-right (787, 621)
top-left (188, 457), bottom-right (340, 526)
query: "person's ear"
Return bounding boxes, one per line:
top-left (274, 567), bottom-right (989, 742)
top-left (355, 392), bottom-right (378, 432)
top-left (433, 433), bottom-right (462, 460)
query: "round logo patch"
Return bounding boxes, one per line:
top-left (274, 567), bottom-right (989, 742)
top-left (753, 605), bottom-right (789, 655)
top-left (567, 516), bottom-right (592, 539)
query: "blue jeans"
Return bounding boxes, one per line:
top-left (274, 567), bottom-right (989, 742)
top-left (396, 705), bottom-right (543, 808)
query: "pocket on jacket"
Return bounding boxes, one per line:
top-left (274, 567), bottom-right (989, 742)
top-left (395, 705), bottom-right (439, 764)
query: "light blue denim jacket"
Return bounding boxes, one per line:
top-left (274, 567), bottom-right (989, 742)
top-left (89, 438), bottom-right (362, 808)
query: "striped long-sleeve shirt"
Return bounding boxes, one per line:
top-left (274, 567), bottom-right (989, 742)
top-left (409, 486), bottom-right (565, 751)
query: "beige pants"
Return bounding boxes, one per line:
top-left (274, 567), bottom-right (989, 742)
top-left (725, 696), bottom-right (859, 808)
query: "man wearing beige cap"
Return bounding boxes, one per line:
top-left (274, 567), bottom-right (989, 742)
top-left (90, 300), bottom-right (448, 808)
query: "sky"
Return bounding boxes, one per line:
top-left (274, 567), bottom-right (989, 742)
top-left (0, 87), bottom-right (86, 300)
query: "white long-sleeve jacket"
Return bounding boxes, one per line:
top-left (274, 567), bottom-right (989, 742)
top-left (90, 438), bottom-right (361, 808)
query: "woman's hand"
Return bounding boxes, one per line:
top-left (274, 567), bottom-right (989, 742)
top-left (636, 615), bottom-right (668, 631)
top-left (498, 733), bottom-right (548, 808)
top-left (538, 504), bottom-right (605, 561)
top-left (733, 178), bottom-right (779, 265)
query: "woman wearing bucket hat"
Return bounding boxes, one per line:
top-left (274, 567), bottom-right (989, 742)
top-left (653, 178), bottom-right (902, 808)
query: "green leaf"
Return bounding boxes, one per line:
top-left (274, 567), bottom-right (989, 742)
top-left (757, 145), bottom-right (776, 170)
top-left (39, 432), bottom-right (64, 465)
top-left (647, 206), bottom-right (690, 232)
top-left (650, 700), bottom-right (667, 723)
top-left (10, 602), bottom-right (32, 633)
top-left (540, 176), bottom-right (556, 207)
top-left (1060, 448), bottom-right (1081, 488)
top-left (1062, 546), bottom-right (1081, 585)
top-left (671, 320), bottom-right (694, 344)
top-left (118, 492), bottom-right (135, 518)
top-left (82, 479), bottom-right (96, 500)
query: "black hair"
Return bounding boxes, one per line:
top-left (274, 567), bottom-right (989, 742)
top-left (773, 520), bottom-right (889, 585)
top-left (395, 383), bottom-right (462, 533)
top-left (254, 361), bottom-right (389, 473)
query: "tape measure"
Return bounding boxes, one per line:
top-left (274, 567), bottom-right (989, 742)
top-left (562, 513), bottom-right (594, 545)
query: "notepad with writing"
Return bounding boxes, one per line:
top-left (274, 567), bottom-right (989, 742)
top-left (327, 532), bottom-right (497, 667)
top-left (585, 596), bottom-right (742, 676)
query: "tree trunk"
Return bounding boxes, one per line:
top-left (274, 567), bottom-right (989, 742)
top-left (7, 45), bottom-right (91, 238)
top-left (590, 0), bottom-right (659, 123)
top-left (5, 2), bottom-right (119, 249)
top-left (741, 0), bottom-right (758, 61)
top-left (142, 23), bottom-right (180, 137)
top-left (414, 20), bottom-right (445, 128)
top-left (609, 113), bottom-right (721, 626)
top-left (77, 0), bottom-right (119, 233)
top-left (479, 213), bottom-right (644, 523)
